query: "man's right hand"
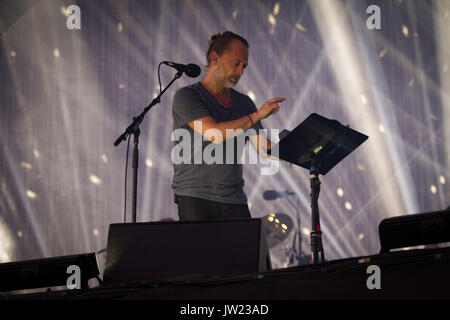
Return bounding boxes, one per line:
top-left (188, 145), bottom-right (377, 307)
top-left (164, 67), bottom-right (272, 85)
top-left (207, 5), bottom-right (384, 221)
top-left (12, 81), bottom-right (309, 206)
top-left (187, 97), bottom-right (285, 144)
top-left (255, 97), bottom-right (285, 121)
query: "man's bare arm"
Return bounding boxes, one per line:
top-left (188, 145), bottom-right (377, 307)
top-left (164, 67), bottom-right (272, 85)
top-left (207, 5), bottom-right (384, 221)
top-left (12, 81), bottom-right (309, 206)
top-left (188, 97), bottom-right (285, 144)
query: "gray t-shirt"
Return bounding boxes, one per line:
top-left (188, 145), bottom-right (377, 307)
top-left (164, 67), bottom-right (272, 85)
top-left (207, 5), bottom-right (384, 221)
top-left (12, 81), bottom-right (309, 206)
top-left (171, 82), bottom-right (263, 204)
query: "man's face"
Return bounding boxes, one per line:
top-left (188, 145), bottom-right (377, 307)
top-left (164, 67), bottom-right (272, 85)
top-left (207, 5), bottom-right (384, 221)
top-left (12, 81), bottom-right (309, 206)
top-left (213, 39), bottom-right (249, 89)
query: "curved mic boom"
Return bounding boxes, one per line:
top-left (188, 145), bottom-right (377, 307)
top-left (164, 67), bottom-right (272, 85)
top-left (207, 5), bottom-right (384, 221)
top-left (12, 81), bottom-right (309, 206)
top-left (163, 61), bottom-right (201, 78)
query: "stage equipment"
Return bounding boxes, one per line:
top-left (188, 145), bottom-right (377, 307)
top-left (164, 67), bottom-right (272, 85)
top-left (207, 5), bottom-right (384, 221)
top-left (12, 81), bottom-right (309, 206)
top-left (113, 61), bottom-right (199, 223)
top-left (162, 61), bottom-right (201, 77)
top-left (269, 113), bottom-right (368, 264)
top-left (263, 190), bottom-right (295, 200)
top-left (0, 253), bottom-right (99, 292)
top-left (262, 213), bottom-right (293, 248)
top-left (103, 219), bottom-right (270, 286)
top-left (379, 209), bottom-right (450, 253)
top-left (263, 188), bottom-right (308, 266)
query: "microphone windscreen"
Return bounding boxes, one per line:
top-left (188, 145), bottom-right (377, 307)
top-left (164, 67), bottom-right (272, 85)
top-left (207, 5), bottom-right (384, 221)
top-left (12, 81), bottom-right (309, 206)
top-left (263, 190), bottom-right (278, 200)
top-left (185, 64), bottom-right (201, 78)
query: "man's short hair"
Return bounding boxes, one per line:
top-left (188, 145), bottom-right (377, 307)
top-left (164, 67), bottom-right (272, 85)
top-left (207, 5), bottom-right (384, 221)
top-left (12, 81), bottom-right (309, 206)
top-left (206, 31), bottom-right (249, 67)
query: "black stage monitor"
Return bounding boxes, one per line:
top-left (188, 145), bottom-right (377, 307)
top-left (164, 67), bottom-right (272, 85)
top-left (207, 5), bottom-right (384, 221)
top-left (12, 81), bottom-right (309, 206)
top-left (379, 209), bottom-right (450, 253)
top-left (0, 253), bottom-right (99, 292)
top-left (103, 219), bottom-right (270, 286)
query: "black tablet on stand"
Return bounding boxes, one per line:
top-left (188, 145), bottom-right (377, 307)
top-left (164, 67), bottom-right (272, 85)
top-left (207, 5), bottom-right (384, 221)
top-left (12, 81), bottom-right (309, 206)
top-left (268, 113), bottom-right (368, 264)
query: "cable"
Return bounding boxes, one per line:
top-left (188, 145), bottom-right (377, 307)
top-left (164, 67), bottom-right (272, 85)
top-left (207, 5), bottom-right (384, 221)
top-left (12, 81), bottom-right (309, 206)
top-left (122, 62), bottom-right (164, 224)
top-left (121, 62), bottom-right (168, 224)
top-left (157, 62), bottom-right (163, 94)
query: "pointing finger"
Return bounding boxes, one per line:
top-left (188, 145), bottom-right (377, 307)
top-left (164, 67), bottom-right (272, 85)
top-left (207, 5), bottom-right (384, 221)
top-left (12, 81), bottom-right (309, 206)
top-left (268, 97), bottom-right (286, 104)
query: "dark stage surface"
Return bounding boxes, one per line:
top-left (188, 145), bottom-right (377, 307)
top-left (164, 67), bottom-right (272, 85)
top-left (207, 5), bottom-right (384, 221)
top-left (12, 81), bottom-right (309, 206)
top-left (3, 246), bottom-right (450, 301)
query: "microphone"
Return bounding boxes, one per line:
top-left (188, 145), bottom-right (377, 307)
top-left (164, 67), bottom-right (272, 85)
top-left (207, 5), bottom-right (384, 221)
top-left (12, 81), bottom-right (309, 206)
top-left (163, 61), bottom-right (201, 78)
top-left (263, 190), bottom-right (295, 200)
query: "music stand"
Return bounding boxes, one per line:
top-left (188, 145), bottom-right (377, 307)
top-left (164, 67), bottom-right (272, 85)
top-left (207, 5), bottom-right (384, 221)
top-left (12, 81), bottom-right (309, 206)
top-left (268, 113), bottom-right (368, 264)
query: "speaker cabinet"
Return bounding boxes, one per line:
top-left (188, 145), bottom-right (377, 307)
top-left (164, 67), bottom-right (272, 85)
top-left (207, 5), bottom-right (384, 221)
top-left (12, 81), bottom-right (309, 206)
top-left (0, 253), bottom-right (99, 292)
top-left (103, 219), bottom-right (270, 285)
top-left (379, 209), bottom-right (450, 253)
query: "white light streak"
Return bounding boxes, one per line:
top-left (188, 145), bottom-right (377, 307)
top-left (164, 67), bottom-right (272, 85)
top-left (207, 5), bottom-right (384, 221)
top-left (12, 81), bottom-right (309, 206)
top-left (26, 189), bottom-right (37, 199)
top-left (302, 227), bottom-right (310, 236)
top-left (295, 23), bottom-right (306, 32)
top-left (21, 161), bottom-right (32, 169)
top-left (273, 3), bottom-right (280, 15)
top-left (89, 174), bottom-right (102, 185)
top-left (0, 219), bottom-right (13, 263)
top-left (434, 0), bottom-right (450, 198)
top-left (357, 164), bottom-right (366, 171)
top-left (310, 0), bottom-right (408, 233)
top-left (232, 8), bottom-right (239, 19)
top-left (345, 201), bottom-right (352, 211)
top-left (360, 93), bottom-right (368, 105)
top-left (247, 90), bottom-right (256, 103)
top-left (402, 25), bottom-right (409, 37)
top-left (430, 184), bottom-right (437, 194)
top-left (60, 6), bottom-right (71, 17)
top-left (268, 13), bottom-right (276, 26)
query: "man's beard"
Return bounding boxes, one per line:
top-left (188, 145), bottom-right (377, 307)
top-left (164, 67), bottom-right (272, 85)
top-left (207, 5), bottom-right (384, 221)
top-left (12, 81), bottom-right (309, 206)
top-left (223, 78), bottom-right (237, 89)
top-left (214, 68), bottom-right (239, 89)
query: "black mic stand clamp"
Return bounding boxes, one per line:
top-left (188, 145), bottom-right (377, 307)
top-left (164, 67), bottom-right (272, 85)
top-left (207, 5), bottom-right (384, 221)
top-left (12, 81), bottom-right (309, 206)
top-left (113, 69), bottom-right (183, 223)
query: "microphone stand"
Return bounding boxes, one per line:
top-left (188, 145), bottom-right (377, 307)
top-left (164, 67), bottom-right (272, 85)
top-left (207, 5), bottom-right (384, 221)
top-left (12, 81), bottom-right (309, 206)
top-left (285, 196), bottom-right (301, 265)
top-left (114, 70), bottom-right (183, 223)
top-left (285, 196), bottom-right (310, 266)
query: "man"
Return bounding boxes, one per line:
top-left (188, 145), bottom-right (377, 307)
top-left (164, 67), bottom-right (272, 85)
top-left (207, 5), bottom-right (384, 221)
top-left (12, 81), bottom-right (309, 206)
top-left (172, 31), bottom-right (284, 221)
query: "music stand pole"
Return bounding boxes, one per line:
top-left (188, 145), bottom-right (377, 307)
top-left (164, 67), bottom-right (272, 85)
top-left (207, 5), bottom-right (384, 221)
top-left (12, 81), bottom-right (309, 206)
top-left (310, 159), bottom-right (324, 264)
